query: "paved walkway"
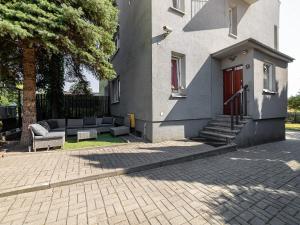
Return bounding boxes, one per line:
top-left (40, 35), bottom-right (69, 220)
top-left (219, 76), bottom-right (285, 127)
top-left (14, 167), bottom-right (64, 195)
top-left (0, 141), bottom-right (217, 196)
top-left (0, 133), bottom-right (299, 225)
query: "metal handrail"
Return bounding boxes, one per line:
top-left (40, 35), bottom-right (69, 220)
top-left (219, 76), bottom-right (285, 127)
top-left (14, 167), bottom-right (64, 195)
top-left (224, 85), bottom-right (249, 130)
top-left (224, 85), bottom-right (248, 106)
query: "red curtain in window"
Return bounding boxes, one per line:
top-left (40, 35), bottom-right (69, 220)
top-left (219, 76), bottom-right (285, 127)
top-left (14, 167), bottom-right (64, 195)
top-left (171, 59), bottom-right (178, 90)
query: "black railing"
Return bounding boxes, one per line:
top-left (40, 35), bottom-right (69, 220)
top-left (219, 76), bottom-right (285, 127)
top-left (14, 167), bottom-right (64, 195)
top-left (224, 85), bottom-right (249, 130)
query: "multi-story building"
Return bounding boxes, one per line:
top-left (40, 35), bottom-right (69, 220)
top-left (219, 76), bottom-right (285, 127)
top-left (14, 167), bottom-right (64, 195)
top-left (110, 0), bottom-right (294, 146)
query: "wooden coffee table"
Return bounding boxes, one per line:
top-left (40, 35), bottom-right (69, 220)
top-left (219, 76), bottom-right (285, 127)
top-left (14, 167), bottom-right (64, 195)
top-left (77, 129), bottom-right (97, 142)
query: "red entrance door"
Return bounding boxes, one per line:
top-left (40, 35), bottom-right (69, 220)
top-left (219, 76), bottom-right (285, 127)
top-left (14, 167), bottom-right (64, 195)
top-left (223, 66), bottom-right (243, 115)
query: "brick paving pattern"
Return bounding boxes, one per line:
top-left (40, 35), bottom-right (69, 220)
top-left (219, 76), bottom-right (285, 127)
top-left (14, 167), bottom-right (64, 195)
top-left (0, 141), bottom-right (213, 194)
top-left (0, 132), bottom-right (299, 225)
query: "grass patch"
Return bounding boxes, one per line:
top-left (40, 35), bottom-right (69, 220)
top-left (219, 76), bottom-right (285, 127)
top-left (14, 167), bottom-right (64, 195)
top-left (286, 123), bottom-right (300, 131)
top-left (64, 134), bottom-right (125, 150)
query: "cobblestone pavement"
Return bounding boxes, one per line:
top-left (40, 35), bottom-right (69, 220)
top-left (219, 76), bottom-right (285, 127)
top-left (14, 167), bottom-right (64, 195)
top-left (0, 141), bottom-right (213, 194)
top-left (0, 133), bottom-right (299, 225)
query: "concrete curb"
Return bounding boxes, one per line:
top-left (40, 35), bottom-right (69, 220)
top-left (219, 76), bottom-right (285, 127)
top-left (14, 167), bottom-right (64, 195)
top-left (0, 144), bottom-right (237, 198)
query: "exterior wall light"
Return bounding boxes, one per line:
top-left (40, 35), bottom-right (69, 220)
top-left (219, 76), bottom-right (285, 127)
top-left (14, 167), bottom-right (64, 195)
top-left (163, 26), bottom-right (173, 37)
top-left (242, 49), bottom-right (249, 55)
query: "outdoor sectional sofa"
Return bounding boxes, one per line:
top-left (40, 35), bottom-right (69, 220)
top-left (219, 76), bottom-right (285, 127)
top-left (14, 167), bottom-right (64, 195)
top-left (29, 124), bottom-right (65, 152)
top-left (29, 117), bottom-right (115, 151)
top-left (40, 117), bottom-right (115, 136)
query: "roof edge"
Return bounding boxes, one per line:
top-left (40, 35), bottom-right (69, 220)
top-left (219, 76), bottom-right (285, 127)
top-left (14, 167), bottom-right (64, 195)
top-left (212, 38), bottom-right (295, 63)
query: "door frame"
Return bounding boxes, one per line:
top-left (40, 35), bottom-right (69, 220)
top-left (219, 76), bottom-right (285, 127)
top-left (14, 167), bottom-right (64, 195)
top-left (223, 65), bottom-right (244, 115)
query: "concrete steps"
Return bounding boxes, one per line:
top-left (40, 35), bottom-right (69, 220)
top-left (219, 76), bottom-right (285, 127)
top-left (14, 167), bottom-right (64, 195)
top-left (197, 115), bottom-right (251, 146)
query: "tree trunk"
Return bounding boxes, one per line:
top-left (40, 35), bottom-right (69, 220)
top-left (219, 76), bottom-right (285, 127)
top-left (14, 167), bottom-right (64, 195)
top-left (20, 47), bottom-right (37, 146)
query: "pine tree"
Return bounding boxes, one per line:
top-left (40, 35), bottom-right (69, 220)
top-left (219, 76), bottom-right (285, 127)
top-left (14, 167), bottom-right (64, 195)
top-left (0, 0), bottom-right (118, 145)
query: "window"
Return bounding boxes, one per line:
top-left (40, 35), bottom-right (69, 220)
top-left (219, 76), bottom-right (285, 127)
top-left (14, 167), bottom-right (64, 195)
top-left (171, 53), bottom-right (186, 95)
top-left (191, 0), bottom-right (208, 17)
top-left (274, 25), bottom-right (278, 50)
top-left (229, 7), bottom-right (238, 37)
top-left (111, 78), bottom-right (120, 103)
top-left (263, 63), bottom-right (275, 92)
top-left (172, 0), bottom-right (185, 12)
top-left (114, 25), bottom-right (120, 52)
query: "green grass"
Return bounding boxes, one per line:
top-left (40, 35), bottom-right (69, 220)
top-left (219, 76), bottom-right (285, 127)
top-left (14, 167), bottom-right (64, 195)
top-left (64, 134), bottom-right (125, 150)
top-left (286, 123), bottom-right (300, 131)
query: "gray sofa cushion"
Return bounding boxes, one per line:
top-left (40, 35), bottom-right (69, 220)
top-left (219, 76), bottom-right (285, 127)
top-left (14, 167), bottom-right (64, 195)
top-left (51, 128), bottom-right (66, 132)
top-left (102, 117), bottom-right (113, 124)
top-left (84, 117), bottom-right (96, 126)
top-left (47, 120), bottom-right (59, 129)
top-left (96, 118), bottom-right (103, 126)
top-left (84, 124), bottom-right (98, 129)
top-left (30, 124), bottom-right (48, 136)
top-left (38, 121), bottom-right (50, 131)
top-left (68, 119), bottom-right (83, 128)
top-left (35, 131), bottom-right (65, 140)
top-left (99, 124), bottom-right (113, 127)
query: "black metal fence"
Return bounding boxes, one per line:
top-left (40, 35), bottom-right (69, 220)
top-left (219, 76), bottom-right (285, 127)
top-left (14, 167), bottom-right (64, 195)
top-left (36, 94), bottom-right (110, 120)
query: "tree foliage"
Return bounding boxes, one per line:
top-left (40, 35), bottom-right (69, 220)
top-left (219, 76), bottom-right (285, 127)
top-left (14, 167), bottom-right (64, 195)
top-left (69, 79), bottom-right (92, 95)
top-left (0, 0), bottom-right (118, 144)
top-left (288, 91), bottom-right (300, 112)
top-left (0, 0), bottom-right (118, 79)
top-left (37, 53), bottom-right (65, 118)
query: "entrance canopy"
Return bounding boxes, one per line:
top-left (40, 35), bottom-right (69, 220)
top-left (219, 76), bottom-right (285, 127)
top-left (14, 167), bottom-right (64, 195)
top-left (211, 38), bottom-right (294, 63)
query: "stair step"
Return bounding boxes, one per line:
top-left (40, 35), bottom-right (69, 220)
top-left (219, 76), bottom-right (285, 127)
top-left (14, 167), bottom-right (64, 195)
top-left (217, 115), bottom-right (252, 119)
top-left (209, 122), bottom-right (244, 128)
top-left (204, 126), bottom-right (240, 134)
top-left (213, 118), bottom-right (249, 124)
top-left (199, 131), bottom-right (235, 141)
top-left (190, 137), bottom-right (227, 147)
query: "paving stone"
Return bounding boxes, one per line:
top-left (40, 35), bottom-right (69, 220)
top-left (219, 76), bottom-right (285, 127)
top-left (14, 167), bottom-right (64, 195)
top-left (249, 217), bottom-right (265, 225)
top-left (240, 211), bottom-right (255, 222)
top-left (0, 133), bottom-right (299, 225)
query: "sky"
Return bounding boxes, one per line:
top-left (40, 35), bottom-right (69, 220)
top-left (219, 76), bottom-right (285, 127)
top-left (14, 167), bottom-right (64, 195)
top-left (280, 0), bottom-right (300, 97)
top-left (65, 1), bottom-right (300, 96)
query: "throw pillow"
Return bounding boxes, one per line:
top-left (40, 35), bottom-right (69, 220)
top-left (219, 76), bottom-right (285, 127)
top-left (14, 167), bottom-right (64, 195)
top-left (38, 121), bottom-right (50, 131)
top-left (30, 124), bottom-right (48, 136)
top-left (47, 120), bottom-right (59, 129)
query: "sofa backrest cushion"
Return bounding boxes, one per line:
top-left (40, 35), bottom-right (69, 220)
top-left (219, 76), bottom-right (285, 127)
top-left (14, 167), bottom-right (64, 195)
top-left (38, 121), bottom-right (50, 131)
top-left (102, 117), bottom-right (113, 125)
top-left (96, 118), bottom-right (103, 126)
top-left (47, 120), bottom-right (59, 129)
top-left (84, 117), bottom-right (96, 126)
top-left (30, 124), bottom-right (48, 136)
top-left (68, 119), bottom-right (83, 128)
top-left (49, 119), bottom-right (66, 128)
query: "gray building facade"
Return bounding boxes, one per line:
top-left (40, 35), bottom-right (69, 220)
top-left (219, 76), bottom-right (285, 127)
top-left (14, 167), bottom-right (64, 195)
top-left (111, 0), bottom-right (293, 146)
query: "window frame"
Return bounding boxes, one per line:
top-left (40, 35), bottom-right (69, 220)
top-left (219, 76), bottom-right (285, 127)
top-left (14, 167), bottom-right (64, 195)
top-left (274, 25), bottom-right (278, 50)
top-left (115, 25), bottom-right (120, 52)
top-left (263, 62), bottom-right (276, 93)
top-left (172, 0), bottom-right (185, 12)
top-left (171, 56), bottom-right (182, 92)
top-left (171, 53), bottom-right (186, 97)
top-left (229, 7), bottom-right (238, 38)
top-left (111, 77), bottom-right (120, 104)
